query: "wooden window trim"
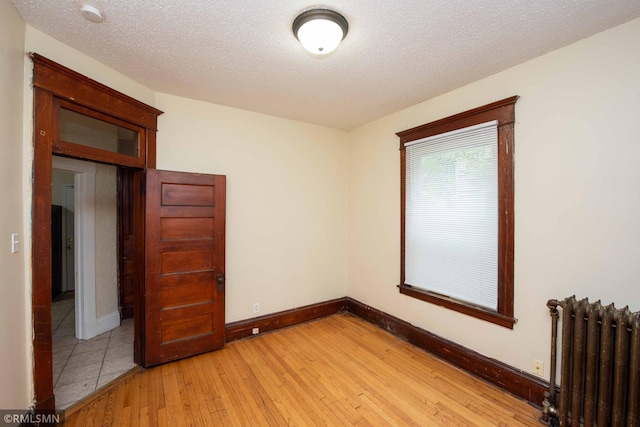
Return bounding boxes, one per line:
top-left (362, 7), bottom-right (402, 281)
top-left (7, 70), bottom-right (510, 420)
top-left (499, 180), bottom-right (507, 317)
top-left (396, 96), bottom-right (519, 329)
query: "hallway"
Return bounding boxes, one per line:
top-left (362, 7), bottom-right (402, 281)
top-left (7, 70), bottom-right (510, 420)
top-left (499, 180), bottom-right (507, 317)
top-left (52, 294), bottom-right (135, 409)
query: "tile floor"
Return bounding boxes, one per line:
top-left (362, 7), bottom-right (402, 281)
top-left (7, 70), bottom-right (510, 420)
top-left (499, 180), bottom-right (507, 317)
top-left (52, 294), bottom-right (136, 409)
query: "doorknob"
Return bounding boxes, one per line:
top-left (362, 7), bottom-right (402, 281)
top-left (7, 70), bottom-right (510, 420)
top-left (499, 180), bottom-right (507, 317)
top-left (216, 273), bottom-right (225, 292)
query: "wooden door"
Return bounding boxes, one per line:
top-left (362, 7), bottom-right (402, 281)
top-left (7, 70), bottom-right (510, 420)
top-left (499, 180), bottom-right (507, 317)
top-left (141, 169), bottom-right (226, 367)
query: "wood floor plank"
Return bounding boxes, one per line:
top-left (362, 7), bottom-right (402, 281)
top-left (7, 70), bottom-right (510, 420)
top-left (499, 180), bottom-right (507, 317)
top-left (160, 362), bottom-right (187, 427)
top-left (63, 313), bottom-right (544, 426)
top-left (145, 366), bottom-right (162, 427)
top-left (109, 379), bottom-right (127, 426)
top-left (86, 388), bottom-right (110, 427)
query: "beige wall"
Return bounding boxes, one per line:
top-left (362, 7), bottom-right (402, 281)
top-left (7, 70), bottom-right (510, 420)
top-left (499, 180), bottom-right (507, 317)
top-left (155, 93), bottom-right (350, 322)
top-left (0, 0), bottom-right (29, 409)
top-left (348, 18), bottom-right (640, 378)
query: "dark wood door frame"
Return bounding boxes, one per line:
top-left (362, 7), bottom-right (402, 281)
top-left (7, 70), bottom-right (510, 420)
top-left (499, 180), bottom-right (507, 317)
top-left (30, 53), bottom-right (162, 411)
top-left (118, 168), bottom-right (137, 320)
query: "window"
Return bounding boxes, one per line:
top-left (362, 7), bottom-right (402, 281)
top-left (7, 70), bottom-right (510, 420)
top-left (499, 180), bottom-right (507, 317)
top-left (397, 97), bottom-right (518, 328)
top-left (53, 98), bottom-right (147, 168)
top-left (60, 108), bottom-right (139, 157)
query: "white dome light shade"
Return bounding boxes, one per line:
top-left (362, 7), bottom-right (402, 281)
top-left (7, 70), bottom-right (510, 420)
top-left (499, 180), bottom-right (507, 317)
top-left (297, 19), bottom-right (343, 54)
top-left (293, 9), bottom-right (348, 55)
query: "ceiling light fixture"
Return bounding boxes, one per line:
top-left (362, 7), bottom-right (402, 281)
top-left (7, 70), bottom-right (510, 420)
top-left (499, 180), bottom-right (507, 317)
top-left (81, 4), bottom-right (103, 23)
top-left (292, 9), bottom-right (348, 55)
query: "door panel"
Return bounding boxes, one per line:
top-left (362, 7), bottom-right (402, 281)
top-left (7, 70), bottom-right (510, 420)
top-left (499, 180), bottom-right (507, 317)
top-left (143, 169), bottom-right (226, 367)
top-left (162, 218), bottom-right (214, 239)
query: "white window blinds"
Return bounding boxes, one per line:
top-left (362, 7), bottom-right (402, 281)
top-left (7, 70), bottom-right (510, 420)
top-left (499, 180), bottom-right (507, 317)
top-left (404, 120), bottom-right (498, 311)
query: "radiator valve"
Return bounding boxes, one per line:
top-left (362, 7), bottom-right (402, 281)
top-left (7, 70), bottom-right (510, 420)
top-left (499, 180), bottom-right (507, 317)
top-left (541, 392), bottom-right (558, 425)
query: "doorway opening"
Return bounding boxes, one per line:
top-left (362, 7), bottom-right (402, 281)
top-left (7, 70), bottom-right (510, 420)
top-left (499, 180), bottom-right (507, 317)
top-left (31, 54), bottom-right (227, 412)
top-left (51, 177), bottom-right (74, 300)
top-left (30, 53), bottom-right (162, 411)
top-left (51, 156), bottom-right (135, 408)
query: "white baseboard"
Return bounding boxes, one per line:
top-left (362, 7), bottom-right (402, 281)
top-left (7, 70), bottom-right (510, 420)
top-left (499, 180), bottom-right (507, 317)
top-left (96, 311), bottom-right (121, 335)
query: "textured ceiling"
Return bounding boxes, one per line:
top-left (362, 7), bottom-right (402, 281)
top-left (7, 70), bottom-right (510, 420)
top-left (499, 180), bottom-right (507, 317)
top-left (11, 0), bottom-right (640, 130)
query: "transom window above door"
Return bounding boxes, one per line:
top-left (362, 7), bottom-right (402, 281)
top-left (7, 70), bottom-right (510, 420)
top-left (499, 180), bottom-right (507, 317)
top-left (54, 99), bottom-right (146, 168)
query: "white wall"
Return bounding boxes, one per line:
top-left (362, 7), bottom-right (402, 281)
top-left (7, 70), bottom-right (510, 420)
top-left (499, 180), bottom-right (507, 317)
top-left (155, 93), bottom-right (350, 322)
top-left (94, 164), bottom-right (118, 319)
top-left (0, 0), bottom-right (29, 409)
top-left (348, 18), bottom-right (640, 379)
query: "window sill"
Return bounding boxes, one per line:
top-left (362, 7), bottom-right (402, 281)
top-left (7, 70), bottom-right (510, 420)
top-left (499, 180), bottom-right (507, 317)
top-left (397, 284), bottom-right (516, 329)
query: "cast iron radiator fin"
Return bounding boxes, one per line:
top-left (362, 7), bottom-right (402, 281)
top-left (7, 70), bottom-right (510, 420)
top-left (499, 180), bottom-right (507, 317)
top-left (545, 296), bottom-right (640, 426)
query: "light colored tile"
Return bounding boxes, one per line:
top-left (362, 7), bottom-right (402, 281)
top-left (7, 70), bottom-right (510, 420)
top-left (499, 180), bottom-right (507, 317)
top-left (60, 316), bottom-right (75, 328)
top-left (100, 354), bottom-right (136, 376)
top-left (53, 335), bottom-right (78, 350)
top-left (53, 324), bottom-right (76, 338)
top-left (108, 334), bottom-right (133, 347)
top-left (55, 377), bottom-right (98, 410)
top-left (105, 342), bottom-right (133, 360)
top-left (53, 343), bottom-right (75, 362)
top-left (57, 361), bottom-right (102, 386)
top-left (53, 355), bottom-right (69, 373)
top-left (56, 318), bottom-right (75, 329)
top-left (96, 371), bottom-right (127, 389)
top-left (72, 338), bottom-right (109, 355)
top-left (87, 331), bottom-right (111, 342)
top-left (52, 308), bottom-right (74, 323)
top-left (110, 324), bottom-right (133, 338)
top-left (67, 349), bottom-right (105, 369)
top-left (53, 365), bottom-right (64, 386)
top-left (53, 342), bottom-right (77, 356)
top-left (51, 318), bottom-right (64, 331)
top-left (52, 305), bottom-right (74, 317)
top-left (52, 308), bottom-right (67, 316)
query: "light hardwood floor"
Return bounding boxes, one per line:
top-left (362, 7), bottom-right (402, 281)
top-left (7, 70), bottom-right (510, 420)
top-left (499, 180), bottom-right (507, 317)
top-left (62, 313), bottom-right (544, 426)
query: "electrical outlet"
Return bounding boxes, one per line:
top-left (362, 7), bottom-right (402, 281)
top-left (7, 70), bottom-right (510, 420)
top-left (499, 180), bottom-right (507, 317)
top-left (252, 328), bottom-right (259, 335)
top-left (253, 302), bottom-right (260, 314)
top-left (533, 360), bottom-right (544, 377)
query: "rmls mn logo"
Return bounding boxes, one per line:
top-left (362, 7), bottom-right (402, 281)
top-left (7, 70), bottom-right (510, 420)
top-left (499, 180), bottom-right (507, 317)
top-left (2, 411), bottom-right (61, 426)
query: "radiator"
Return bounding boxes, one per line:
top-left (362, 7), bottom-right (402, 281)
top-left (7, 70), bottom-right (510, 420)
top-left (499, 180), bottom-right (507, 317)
top-left (545, 296), bottom-right (640, 426)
